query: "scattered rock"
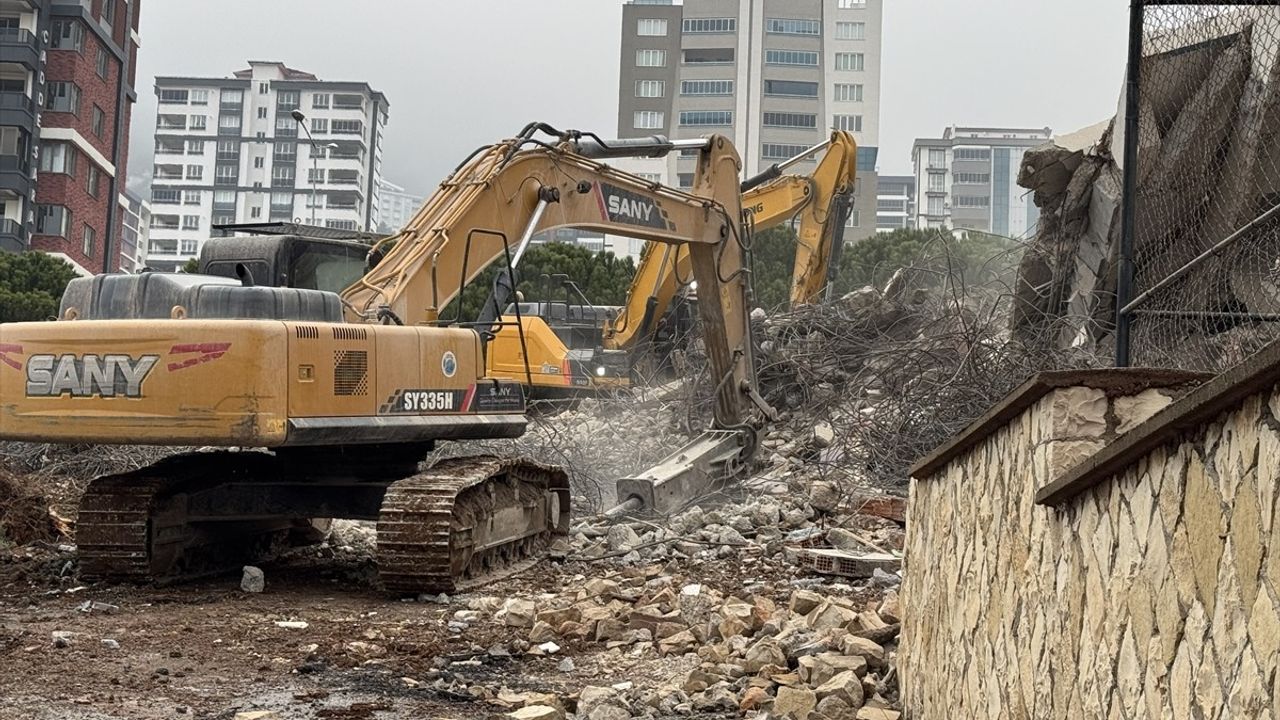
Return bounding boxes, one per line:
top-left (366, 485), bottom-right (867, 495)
top-left (233, 713), bottom-right (279, 720)
top-left (240, 566), bottom-right (265, 593)
top-left (343, 641), bottom-right (386, 660)
top-left (743, 639), bottom-right (787, 672)
top-left (528, 620), bottom-right (557, 643)
top-left (273, 621), bottom-right (308, 630)
top-left (812, 421), bottom-right (835, 449)
top-left (739, 686), bottom-right (770, 712)
top-left (814, 670), bottom-right (865, 707)
top-left (856, 709), bottom-right (901, 720)
top-left (557, 658), bottom-right (576, 672)
top-left (498, 598), bottom-right (537, 628)
top-left (773, 686), bottom-right (818, 719)
top-left (606, 524), bottom-right (643, 552)
top-left (508, 706), bottom-right (563, 720)
top-left (101, 638), bottom-right (120, 650)
top-left (789, 590), bottom-right (824, 616)
top-left (51, 631), bottom-right (73, 648)
top-left (877, 590), bottom-right (901, 624)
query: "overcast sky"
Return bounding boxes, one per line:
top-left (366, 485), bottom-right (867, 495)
top-left (128, 0), bottom-right (1129, 196)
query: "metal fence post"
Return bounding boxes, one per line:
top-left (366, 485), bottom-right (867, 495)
top-left (1116, 0), bottom-right (1145, 368)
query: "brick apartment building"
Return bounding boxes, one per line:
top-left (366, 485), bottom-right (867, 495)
top-left (1, 0), bottom-right (140, 274)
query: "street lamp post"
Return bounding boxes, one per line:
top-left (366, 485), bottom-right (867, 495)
top-left (291, 109), bottom-right (320, 226)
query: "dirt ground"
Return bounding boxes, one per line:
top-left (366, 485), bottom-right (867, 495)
top-left (0, 541), bottom-right (798, 720)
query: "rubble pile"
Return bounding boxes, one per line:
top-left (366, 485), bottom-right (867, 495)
top-left (418, 495), bottom-right (906, 720)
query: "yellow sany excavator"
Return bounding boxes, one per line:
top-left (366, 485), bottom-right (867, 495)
top-left (0, 124), bottom-right (771, 592)
top-left (485, 130), bottom-right (858, 394)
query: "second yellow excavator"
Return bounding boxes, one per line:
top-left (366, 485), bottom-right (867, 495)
top-left (486, 131), bottom-right (859, 395)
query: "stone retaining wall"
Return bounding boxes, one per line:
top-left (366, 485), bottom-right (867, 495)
top-left (900, 367), bottom-right (1280, 719)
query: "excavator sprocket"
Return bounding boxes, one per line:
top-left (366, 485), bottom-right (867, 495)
top-left (377, 456), bottom-right (569, 594)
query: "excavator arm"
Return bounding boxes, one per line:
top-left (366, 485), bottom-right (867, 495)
top-left (342, 126), bottom-right (764, 429)
top-left (603, 131), bottom-right (858, 354)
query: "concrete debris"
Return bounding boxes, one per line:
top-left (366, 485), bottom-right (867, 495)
top-left (233, 713), bottom-right (280, 720)
top-left (100, 638), bottom-right (120, 650)
top-left (507, 706), bottom-right (563, 720)
top-left (240, 566), bottom-right (265, 594)
top-left (273, 621), bottom-right (308, 630)
top-left (51, 631), bottom-right (73, 648)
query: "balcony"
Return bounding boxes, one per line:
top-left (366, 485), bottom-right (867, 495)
top-left (216, 151), bottom-right (240, 161)
top-left (0, 217), bottom-right (24, 253)
top-left (271, 176), bottom-right (296, 189)
top-left (0, 91), bottom-right (35, 117)
top-left (155, 140), bottom-right (185, 156)
top-left (157, 115), bottom-right (187, 132)
top-left (327, 170), bottom-right (362, 186)
top-left (332, 94), bottom-right (365, 111)
top-left (218, 124), bottom-right (242, 137)
top-left (0, 28), bottom-right (39, 69)
top-left (153, 164), bottom-right (184, 181)
top-left (275, 127), bottom-right (298, 139)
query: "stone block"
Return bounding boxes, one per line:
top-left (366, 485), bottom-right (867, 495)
top-left (1114, 390), bottom-right (1173, 434)
top-left (774, 686), bottom-right (817, 720)
top-left (1049, 386), bottom-right (1108, 437)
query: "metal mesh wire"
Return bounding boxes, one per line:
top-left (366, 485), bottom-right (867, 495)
top-left (1124, 3), bottom-right (1280, 371)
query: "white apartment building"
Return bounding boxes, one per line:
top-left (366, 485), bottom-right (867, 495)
top-left (616, 0), bottom-right (883, 239)
top-left (875, 175), bottom-right (913, 233)
top-left (147, 61), bottom-right (388, 271)
top-left (376, 178), bottom-right (423, 233)
top-left (118, 188), bottom-right (149, 272)
top-left (911, 126), bottom-right (1050, 238)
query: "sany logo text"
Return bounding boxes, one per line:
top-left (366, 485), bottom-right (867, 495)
top-left (26, 354), bottom-right (160, 398)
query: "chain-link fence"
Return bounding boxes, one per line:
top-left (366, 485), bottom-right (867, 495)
top-left (1118, 2), bottom-right (1280, 371)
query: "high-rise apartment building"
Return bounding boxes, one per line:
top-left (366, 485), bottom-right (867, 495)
top-left (615, 0), bottom-right (882, 239)
top-left (911, 126), bottom-right (1051, 237)
top-left (147, 61), bottom-right (388, 271)
top-left (1, 0), bottom-right (141, 274)
top-left (376, 178), bottom-right (423, 233)
top-left (875, 175), bottom-right (913, 233)
top-left (117, 186), bottom-right (147, 271)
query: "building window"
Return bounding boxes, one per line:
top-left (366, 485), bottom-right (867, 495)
top-left (35, 206), bottom-right (70, 237)
top-left (158, 89), bottom-right (189, 104)
top-left (679, 111), bottom-right (733, 127)
top-left (331, 120), bottom-right (362, 135)
top-left (38, 143), bottom-right (77, 175)
top-left (635, 80), bottom-right (665, 98)
top-left (44, 82), bottom-right (81, 114)
top-left (217, 140), bottom-right (239, 159)
top-left (221, 89), bottom-right (244, 106)
top-left (186, 165), bottom-right (204, 180)
top-left (954, 172), bottom-right (991, 184)
top-left (764, 80), bottom-right (818, 97)
top-left (82, 225), bottom-right (95, 256)
top-left (257, 107), bottom-right (268, 119)
top-left (833, 114), bottom-right (863, 132)
top-left (834, 83), bottom-right (864, 102)
top-left (274, 143), bottom-right (297, 161)
top-left (152, 188), bottom-right (180, 204)
top-left (682, 17), bottom-right (735, 33)
top-left (847, 209), bottom-right (860, 227)
top-left (926, 196), bottom-right (945, 215)
top-left (254, 156), bottom-right (264, 169)
top-left (101, 0), bottom-right (116, 26)
top-left (683, 48), bottom-right (734, 64)
top-left (214, 190), bottom-right (236, 205)
top-left (276, 91), bottom-right (300, 111)
top-left (180, 239), bottom-right (198, 255)
top-left (680, 80), bottom-right (734, 96)
top-left (636, 49), bottom-right (667, 67)
top-left (954, 148), bottom-right (992, 161)
top-left (91, 106), bottom-right (106, 138)
top-left (272, 166), bottom-right (295, 183)
top-left (251, 206), bottom-right (262, 219)
top-left (635, 172), bottom-right (662, 183)
top-left (836, 22), bottom-right (866, 40)
top-left (312, 118), bottom-right (329, 134)
top-left (312, 93), bottom-right (330, 109)
top-left (835, 53), bottom-right (865, 71)
top-left (637, 18), bottom-right (668, 36)
top-left (838, 0), bottom-right (866, 8)
top-left (677, 173), bottom-right (694, 189)
top-left (86, 165), bottom-right (100, 197)
top-left (762, 112), bottom-right (817, 129)
top-left (271, 191), bottom-right (293, 207)
top-left (183, 190), bottom-right (202, 205)
top-left (765, 50), bottom-right (818, 67)
top-left (954, 196), bottom-right (991, 208)
top-left (215, 165), bottom-right (237, 184)
top-left (182, 215), bottom-right (201, 230)
top-left (190, 89), bottom-right (209, 106)
top-left (762, 143), bottom-right (811, 160)
top-left (96, 48), bottom-right (110, 79)
top-left (928, 173), bottom-right (945, 191)
top-left (190, 115), bottom-right (209, 130)
top-left (50, 20), bottom-right (84, 52)
top-left (213, 214), bottom-right (235, 226)
top-left (928, 148), bottom-right (946, 168)
top-left (633, 111), bottom-right (665, 129)
top-left (187, 140), bottom-right (206, 155)
top-left (766, 18), bottom-right (820, 35)
top-left (274, 116), bottom-right (300, 137)
top-left (325, 220), bottom-right (358, 231)
top-left (258, 82), bottom-right (269, 95)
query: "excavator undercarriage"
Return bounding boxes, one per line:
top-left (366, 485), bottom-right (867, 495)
top-left (77, 448), bottom-right (568, 593)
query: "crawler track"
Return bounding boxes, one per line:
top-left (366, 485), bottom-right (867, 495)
top-left (378, 457), bottom-right (569, 594)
